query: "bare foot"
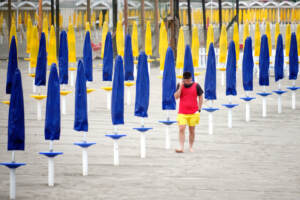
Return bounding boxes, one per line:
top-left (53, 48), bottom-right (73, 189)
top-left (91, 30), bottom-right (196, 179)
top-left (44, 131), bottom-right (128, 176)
top-left (189, 148), bottom-right (194, 153)
top-left (175, 149), bottom-right (184, 153)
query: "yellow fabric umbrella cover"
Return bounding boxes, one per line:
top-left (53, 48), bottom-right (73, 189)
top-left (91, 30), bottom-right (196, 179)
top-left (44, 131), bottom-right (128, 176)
top-left (48, 25), bottom-right (57, 66)
top-left (219, 24), bottom-right (227, 64)
top-left (116, 20), bottom-right (124, 56)
top-left (145, 21), bottom-right (153, 56)
top-left (176, 27), bottom-right (185, 69)
top-left (233, 22), bottom-right (239, 61)
top-left (68, 22), bottom-right (76, 63)
top-left (101, 21), bottom-right (108, 59)
top-left (132, 20), bottom-right (139, 58)
top-left (30, 26), bottom-right (39, 68)
top-left (265, 22), bottom-right (272, 56)
top-left (191, 26), bottom-right (200, 67)
top-left (159, 20), bottom-right (168, 71)
top-left (285, 24), bottom-right (291, 57)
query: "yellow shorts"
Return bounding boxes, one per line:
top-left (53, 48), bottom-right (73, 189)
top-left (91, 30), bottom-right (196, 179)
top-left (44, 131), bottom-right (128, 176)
top-left (177, 113), bottom-right (200, 126)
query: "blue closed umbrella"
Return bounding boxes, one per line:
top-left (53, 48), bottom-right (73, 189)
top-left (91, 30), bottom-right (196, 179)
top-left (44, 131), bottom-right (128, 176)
top-left (183, 45), bottom-right (194, 81)
top-left (45, 64), bottom-right (61, 140)
top-left (274, 34), bottom-right (284, 82)
top-left (59, 30), bottom-right (69, 84)
top-left (162, 47), bottom-right (176, 110)
top-left (259, 35), bottom-right (270, 86)
top-left (74, 60), bottom-right (88, 131)
top-left (6, 36), bottom-right (18, 94)
top-left (242, 37), bottom-right (254, 91)
top-left (289, 32), bottom-right (299, 80)
top-left (111, 56), bottom-right (124, 125)
top-left (124, 34), bottom-right (134, 81)
top-left (83, 31), bottom-right (93, 82)
top-left (103, 32), bottom-right (113, 81)
top-left (8, 68), bottom-right (24, 150)
top-left (35, 32), bottom-right (47, 86)
top-left (226, 41), bottom-right (237, 96)
top-left (135, 52), bottom-right (150, 117)
top-left (204, 43), bottom-right (217, 100)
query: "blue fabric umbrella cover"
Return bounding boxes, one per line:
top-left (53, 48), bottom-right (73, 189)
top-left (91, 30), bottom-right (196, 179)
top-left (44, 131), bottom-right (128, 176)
top-left (111, 56), bottom-right (125, 125)
top-left (6, 36), bottom-right (18, 94)
top-left (135, 52), bottom-right (150, 117)
top-left (274, 34), bottom-right (284, 82)
top-left (83, 31), bottom-right (93, 82)
top-left (124, 34), bottom-right (134, 81)
top-left (45, 64), bottom-right (61, 140)
top-left (242, 37), bottom-right (254, 91)
top-left (289, 32), bottom-right (299, 80)
top-left (8, 68), bottom-right (25, 150)
top-left (162, 47), bottom-right (176, 110)
top-left (204, 43), bottom-right (217, 100)
top-left (59, 30), bottom-right (69, 84)
top-left (183, 45), bottom-right (194, 81)
top-left (35, 32), bottom-right (47, 86)
top-left (74, 60), bottom-right (88, 131)
top-left (259, 35), bottom-right (270, 86)
top-left (103, 32), bottom-right (113, 81)
top-left (226, 41), bottom-right (237, 96)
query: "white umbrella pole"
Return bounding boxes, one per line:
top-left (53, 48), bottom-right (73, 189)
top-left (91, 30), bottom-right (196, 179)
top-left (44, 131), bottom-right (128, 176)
top-left (48, 141), bottom-right (54, 187)
top-left (208, 100), bottom-right (213, 135)
top-left (262, 86), bottom-right (267, 117)
top-left (228, 96), bottom-right (232, 128)
top-left (82, 132), bottom-right (88, 176)
top-left (9, 151), bottom-right (16, 200)
top-left (87, 94), bottom-right (90, 112)
top-left (126, 86), bottom-right (131, 106)
top-left (245, 91), bottom-right (250, 122)
top-left (32, 79), bottom-right (36, 93)
top-left (221, 71), bottom-right (224, 86)
top-left (113, 126), bottom-right (119, 166)
top-left (70, 70), bottom-right (74, 87)
top-left (28, 62), bottom-right (31, 74)
top-left (107, 91), bottom-right (111, 110)
top-left (292, 80), bottom-right (296, 110)
top-left (165, 111), bottom-right (170, 149)
top-left (37, 101), bottom-right (42, 120)
top-left (140, 118), bottom-right (146, 158)
top-left (278, 81), bottom-right (282, 114)
top-left (148, 63), bottom-right (151, 75)
top-left (62, 95), bottom-right (66, 115)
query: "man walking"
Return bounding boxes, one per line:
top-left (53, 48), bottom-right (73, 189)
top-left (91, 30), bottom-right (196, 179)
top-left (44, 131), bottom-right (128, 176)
top-left (174, 71), bottom-right (203, 153)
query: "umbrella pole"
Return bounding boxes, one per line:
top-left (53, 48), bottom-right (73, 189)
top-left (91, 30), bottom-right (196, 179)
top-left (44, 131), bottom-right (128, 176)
top-left (33, 78), bottom-right (36, 93)
top-left (221, 71), bottom-right (224, 86)
top-left (165, 111), bottom-right (170, 149)
top-left (9, 167), bottom-right (16, 199)
top-left (140, 118), bottom-right (146, 158)
top-left (245, 91), bottom-right (250, 122)
top-left (126, 85), bottom-right (131, 106)
top-left (37, 100), bottom-right (42, 120)
top-left (61, 85), bottom-right (67, 115)
top-left (107, 91), bottom-right (111, 110)
top-left (82, 132), bottom-right (88, 176)
top-left (262, 86), bottom-right (267, 117)
top-left (278, 81), bottom-right (282, 114)
top-left (113, 126), bottom-right (119, 166)
top-left (28, 62), bottom-right (31, 74)
top-left (70, 63), bottom-right (75, 87)
top-left (48, 140), bottom-right (54, 187)
top-left (292, 80), bottom-right (296, 110)
top-left (208, 100), bottom-right (213, 135)
top-left (228, 96), bottom-right (232, 128)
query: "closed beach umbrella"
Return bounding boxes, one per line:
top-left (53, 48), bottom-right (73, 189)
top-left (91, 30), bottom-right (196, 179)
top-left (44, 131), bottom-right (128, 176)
top-left (274, 23), bottom-right (280, 48)
top-left (191, 26), bottom-right (199, 67)
top-left (226, 41), bottom-right (237, 96)
top-left (103, 32), bottom-right (113, 81)
top-left (68, 23), bottom-right (76, 63)
top-left (74, 60), bottom-right (88, 131)
top-left (135, 52), bottom-right (150, 118)
top-left (204, 43), bottom-right (217, 100)
top-left (233, 22), bottom-right (239, 61)
top-left (176, 27), bottom-right (185, 69)
top-left (206, 25), bottom-right (214, 55)
top-left (259, 35), bottom-right (270, 86)
top-left (83, 31), bottom-right (93, 82)
top-left (6, 36), bottom-right (18, 94)
top-left (124, 34), bottom-right (134, 81)
top-left (8, 69), bottom-right (25, 150)
top-left (59, 30), bottom-right (69, 84)
top-left (274, 34), bottom-right (284, 82)
top-left (30, 26), bottom-right (39, 68)
top-left (35, 33), bottom-right (47, 86)
top-left (183, 45), bottom-right (194, 81)
top-left (242, 37), bottom-right (254, 91)
top-left (289, 33), bottom-right (299, 80)
top-left (48, 25), bottom-right (57, 66)
top-left (116, 20), bottom-right (124, 57)
top-left (159, 20), bottom-right (168, 71)
top-left (101, 21), bottom-right (108, 59)
top-left (162, 47), bottom-right (176, 110)
top-left (265, 22), bottom-right (272, 56)
top-left (285, 24), bottom-right (291, 57)
top-left (219, 24), bottom-right (227, 64)
top-left (145, 21), bottom-right (152, 56)
top-left (45, 64), bottom-right (60, 140)
top-left (111, 56), bottom-right (124, 125)
top-left (254, 23), bottom-right (261, 57)
top-left (132, 21), bottom-right (139, 58)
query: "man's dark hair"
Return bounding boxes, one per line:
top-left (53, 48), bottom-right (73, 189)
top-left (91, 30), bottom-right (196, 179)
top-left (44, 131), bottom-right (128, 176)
top-left (183, 71), bottom-right (192, 79)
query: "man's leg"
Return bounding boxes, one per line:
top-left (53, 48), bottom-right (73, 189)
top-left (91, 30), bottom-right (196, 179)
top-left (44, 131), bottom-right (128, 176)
top-left (176, 125), bottom-right (186, 152)
top-left (188, 126), bottom-right (195, 152)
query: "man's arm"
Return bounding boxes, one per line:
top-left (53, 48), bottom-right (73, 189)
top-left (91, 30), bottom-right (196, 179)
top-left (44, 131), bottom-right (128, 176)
top-left (174, 82), bottom-right (183, 100)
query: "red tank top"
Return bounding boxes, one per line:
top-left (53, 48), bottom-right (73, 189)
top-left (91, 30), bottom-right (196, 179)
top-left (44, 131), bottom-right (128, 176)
top-left (179, 83), bottom-right (198, 114)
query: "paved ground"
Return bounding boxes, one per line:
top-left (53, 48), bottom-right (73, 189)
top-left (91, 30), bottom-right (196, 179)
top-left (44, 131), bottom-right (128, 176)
top-left (0, 59), bottom-right (300, 200)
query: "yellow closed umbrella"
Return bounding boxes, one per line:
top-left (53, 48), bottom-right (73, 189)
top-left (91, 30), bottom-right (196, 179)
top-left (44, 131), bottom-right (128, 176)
top-left (286, 9), bottom-right (290, 22)
top-left (68, 23), bottom-right (76, 63)
top-left (219, 24), bottom-right (227, 64)
top-left (297, 24), bottom-right (300, 56)
top-left (26, 16), bottom-right (32, 54)
top-left (101, 21), bottom-right (108, 59)
top-left (48, 25), bottom-right (57, 66)
top-left (206, 24), bottom-right (214, 55)
top-left (265, 22), bottom-right (272, 56)
top-left (183, 9), bottom-right (188, 26)
top-left (99, 11), bottom-right (103, 28)
top-left (225, 9), bottom-right (229, 23)
top-left (132, 20), bottom-right (139, 58)
top-left (35, 13), bottom-right (38, 24)
top-left (85, 22), bottom-right (91, 33)
top-left (9, 20), bottom-right (17, 46)
top-left (24, 12), bottom-right (27, 27)
top-left (159, 20), bottom-right (168, 71)
top-left (191, 26), bottom-right (200, 67)
top-left (274, 23), bottom-right (280, 48)
top-left (176, 27), bottom-right (185, 69)
top-left (30, 26), bottom-right (39, 68)
top-left (243, 22), bottom-right (249, 46)
top-left (285, 24), bottom-right (291, 57)
top-left (42, 16), bottom-right (49, 52)
top-left (59, 14), bottom-right (63, 28)
top-left (105, 11), bottom-right (109, 22)
top-left (145, 21), bottom-right (152, 56)
top-left (233, 22), bottom-right (239, 61)
top-left (116, 20), bottom-right (124, 56)
top-left (254, 23), bottom-right (260, 57)
top-left (73, 12), bottom-right (76, 27)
